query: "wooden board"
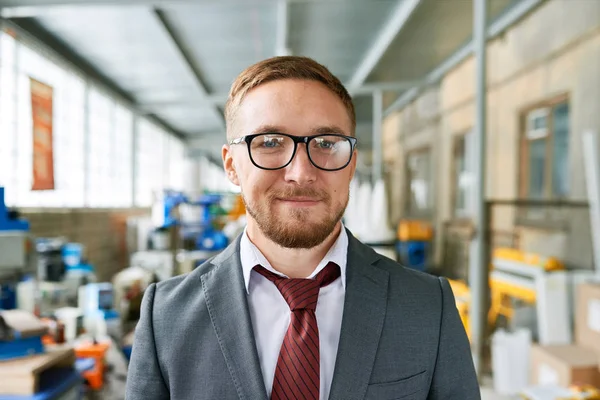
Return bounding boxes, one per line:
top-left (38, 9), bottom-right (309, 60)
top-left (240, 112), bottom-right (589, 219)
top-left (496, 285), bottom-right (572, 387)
top-left (0, 348), bottom-right (75, 395)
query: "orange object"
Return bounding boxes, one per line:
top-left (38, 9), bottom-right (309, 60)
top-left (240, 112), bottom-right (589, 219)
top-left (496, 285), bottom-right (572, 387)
top-left (397, 220), bottom-right (433, 241)
top-left (228, 194), bottom-right (246, 220)
top-left (75, 342), bottom-right (110, 390)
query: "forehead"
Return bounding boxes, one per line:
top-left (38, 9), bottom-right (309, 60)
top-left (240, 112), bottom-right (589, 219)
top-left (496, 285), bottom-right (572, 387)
top-left (236, 79), bottom-right (352, 135)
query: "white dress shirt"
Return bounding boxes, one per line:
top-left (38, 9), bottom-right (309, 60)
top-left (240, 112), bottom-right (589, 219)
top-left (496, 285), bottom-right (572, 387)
top-left (240, 226), bottom-right (348, 400)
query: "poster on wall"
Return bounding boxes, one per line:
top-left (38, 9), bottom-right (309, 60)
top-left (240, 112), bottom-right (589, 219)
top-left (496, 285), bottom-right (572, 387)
top-left (30, 77), bottom-right (55, 191)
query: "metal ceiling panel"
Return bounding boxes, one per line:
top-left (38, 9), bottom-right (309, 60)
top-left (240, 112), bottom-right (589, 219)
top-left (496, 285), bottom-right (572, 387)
top-left (163, 2), bottom-right (278, 94)
top-left (366, 0), bottom-right (519, 108)
top-left (34, 5), bottom-right (225, 132)
top-left (289, 0), bottom-right (399, 83)
top-left (155, 104), bottom-right (221, 134)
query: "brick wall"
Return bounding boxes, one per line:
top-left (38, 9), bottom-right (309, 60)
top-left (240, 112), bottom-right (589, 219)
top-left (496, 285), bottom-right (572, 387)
top-left (21, 208), bottom-right (150, 282)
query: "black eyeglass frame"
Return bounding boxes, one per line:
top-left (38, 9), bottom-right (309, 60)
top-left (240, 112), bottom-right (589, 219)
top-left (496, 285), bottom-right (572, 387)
top-left (229, 133), bottom-right (358, 171)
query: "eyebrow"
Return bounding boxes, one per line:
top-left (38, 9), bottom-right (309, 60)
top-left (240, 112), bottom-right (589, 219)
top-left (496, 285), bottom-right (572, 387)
top-left (250, 125), bottom-right (350, 136)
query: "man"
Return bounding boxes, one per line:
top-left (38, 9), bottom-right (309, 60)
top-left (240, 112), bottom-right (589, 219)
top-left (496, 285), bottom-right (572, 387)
top-left (125, 56), bottom-right (480, 400)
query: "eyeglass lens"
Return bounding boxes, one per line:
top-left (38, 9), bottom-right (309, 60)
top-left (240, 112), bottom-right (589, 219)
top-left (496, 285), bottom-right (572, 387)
top-left (249, 134), bottom-right (352, 170)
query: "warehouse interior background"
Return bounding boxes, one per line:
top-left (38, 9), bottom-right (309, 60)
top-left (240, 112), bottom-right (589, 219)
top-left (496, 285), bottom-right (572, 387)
top-left (0, 0), bottom-right (599, 398)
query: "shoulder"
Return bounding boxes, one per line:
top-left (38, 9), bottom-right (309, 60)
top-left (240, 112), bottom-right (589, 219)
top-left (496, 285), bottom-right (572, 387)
top-left (375, 253), bottom-right (447, 297)
top-left (348, 236), bottom-right (449, 308)
top-left (148, 256), bottom-right (222, 311)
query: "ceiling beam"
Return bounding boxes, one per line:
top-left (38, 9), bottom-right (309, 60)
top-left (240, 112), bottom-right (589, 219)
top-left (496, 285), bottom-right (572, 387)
top-left (1, 16), bottom-right (186, 139)
top-left (136, 79), bottom-right (421, 111)
top-left (383, 0), bottom-right (544, 116)
top-left (350, 80), bottom-right (423, 96)
top-left (0, 0), bottom-right (382, 15)
top-left (346, 0), bottom-right (421, 92)
top-left (275, 0), bottom-right (291, 56)
top-left (152, 7), bottom-right (225, 130)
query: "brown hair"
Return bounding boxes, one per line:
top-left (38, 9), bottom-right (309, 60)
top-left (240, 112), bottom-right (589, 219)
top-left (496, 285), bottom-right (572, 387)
top-left (224, 56), bottom-right (356, 139)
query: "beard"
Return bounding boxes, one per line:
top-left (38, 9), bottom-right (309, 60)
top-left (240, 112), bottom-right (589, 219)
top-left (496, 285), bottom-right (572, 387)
top-left (243, 186), bottom-right (348, 249)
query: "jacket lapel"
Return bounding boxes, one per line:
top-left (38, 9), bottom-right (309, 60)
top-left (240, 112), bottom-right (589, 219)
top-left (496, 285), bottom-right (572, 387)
top-left (329, 230), bottom-right (389, 400)
top-left (201, 237), bottom-right (268, 400)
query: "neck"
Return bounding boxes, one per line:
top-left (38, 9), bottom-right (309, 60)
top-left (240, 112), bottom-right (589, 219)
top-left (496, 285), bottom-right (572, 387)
top-left (246, 219), bottom-right (342, 279)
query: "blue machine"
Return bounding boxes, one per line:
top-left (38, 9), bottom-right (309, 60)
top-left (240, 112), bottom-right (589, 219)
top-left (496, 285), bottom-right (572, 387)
top-left (0, 310), bottom-right (47, 361)
top-left (0, 187), bottom-right (29, 232)
top-left (157, 190), bottom-right (229, 252)
top-left (396, 241), bottom-right (428, 272)
top-left (191, 194), bottom-right (229, 252)
top-left (0, 187), bottom-right (32, 311)
top-left (0, 368), bottom-right (83, 400)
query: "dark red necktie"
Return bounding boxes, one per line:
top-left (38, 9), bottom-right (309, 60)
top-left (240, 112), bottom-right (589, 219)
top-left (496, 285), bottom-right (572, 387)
top-left (253, 262), bottom-right (341, 400)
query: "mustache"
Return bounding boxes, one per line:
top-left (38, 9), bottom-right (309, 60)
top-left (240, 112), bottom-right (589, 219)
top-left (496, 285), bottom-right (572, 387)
top-left (268, 187), bottom-right (330, 202)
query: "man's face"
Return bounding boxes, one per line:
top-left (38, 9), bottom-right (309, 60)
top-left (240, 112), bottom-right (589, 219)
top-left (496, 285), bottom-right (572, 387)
top-left (222, 79), bottom-right (356, 249)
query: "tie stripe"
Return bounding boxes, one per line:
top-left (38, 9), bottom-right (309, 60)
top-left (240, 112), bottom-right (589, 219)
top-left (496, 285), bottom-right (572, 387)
top-left (254, 262), bottom-right (341, 400)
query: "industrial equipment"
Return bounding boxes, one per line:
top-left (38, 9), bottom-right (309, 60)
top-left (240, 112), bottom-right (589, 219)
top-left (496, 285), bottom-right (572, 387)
top-left (0, 310), bottom-right (47, 361)
top-left (0, 187), bottom-right (36, 311)
top-left (78, 283), bottom-right (120, 341)
top-left (488, 248), bottom-right (591, 345)
top-left (396, 220), bottom-right (433, 272)
top-left (35, 237), bottom-right (67, 283)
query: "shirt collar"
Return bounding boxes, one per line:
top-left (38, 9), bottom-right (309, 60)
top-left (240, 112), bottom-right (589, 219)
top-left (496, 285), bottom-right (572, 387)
top-left (240, 224), bottom-right (348, 294)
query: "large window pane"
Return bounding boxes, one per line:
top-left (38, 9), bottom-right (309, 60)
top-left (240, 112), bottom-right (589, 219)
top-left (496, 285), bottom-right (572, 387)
top-left (0, 33), bottom-right (18, 204)
top-left (113, 104), bottom-right (133, 207)
top-left (527, 139), bottom-right (546, 199)
top-left (135, 120), bottom-right (165, 207)
top-left (87, 88), bottom-right (114, 207)
top-left (407, 149), bottom-right (432, 215)
top-left (54, 73), bottom-right (86, 207)
top-left (552, 103), bottom-right (569, 197)
top-left (453, 132), bottom-right (474, 217)
top-left (168, 136), bottom-right (186, 191)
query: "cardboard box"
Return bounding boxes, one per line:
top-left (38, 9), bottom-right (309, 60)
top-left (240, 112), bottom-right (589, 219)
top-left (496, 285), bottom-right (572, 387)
top-left (575, 282), bottom-right (600, 353)
top-left (530, 344), bottom-right (600, 387)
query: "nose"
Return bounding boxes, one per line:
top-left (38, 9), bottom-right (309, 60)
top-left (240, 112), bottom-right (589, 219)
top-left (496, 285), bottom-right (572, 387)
top-left (284, 144), bottom-right (317, 185)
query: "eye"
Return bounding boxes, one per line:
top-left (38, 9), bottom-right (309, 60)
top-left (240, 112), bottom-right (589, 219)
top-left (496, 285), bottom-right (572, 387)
top-left (260, 135), bottom-right (284, 148)
top-left (314, 138), bottom-right (336, 150)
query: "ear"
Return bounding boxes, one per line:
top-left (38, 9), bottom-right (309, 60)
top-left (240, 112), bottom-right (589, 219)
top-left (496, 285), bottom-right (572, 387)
top-left (349, 148), bottom-right (358, 180)
top-left (222, 144), bottom-right (240, 186)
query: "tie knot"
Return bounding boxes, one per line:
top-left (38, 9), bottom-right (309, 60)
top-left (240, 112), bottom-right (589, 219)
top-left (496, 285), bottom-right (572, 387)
top-left (253, 262), bottom-right (340, 311)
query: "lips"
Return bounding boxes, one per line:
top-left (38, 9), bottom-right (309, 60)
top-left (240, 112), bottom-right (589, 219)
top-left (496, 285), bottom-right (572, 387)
top-left (279, 197), bottom-right (321, 202)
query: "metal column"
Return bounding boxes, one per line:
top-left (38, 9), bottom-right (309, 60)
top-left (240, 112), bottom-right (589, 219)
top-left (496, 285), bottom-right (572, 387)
top-left (583, 131), bottom-right (600, 278)
top-left (372, 90), bottom-right (383, 183)
top-left (469, 0), bottom-right (489, 378)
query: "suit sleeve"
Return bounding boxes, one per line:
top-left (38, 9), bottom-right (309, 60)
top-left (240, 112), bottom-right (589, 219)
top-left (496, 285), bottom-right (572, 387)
top-left (427, 277), bottom-right (481, 400)
top-left (125, 283), bottom-right (169, 399)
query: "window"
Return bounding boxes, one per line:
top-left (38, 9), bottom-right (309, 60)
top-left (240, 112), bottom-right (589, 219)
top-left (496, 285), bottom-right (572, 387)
top-left (13, 41), bottom-right (87, 207)
top-left (135, 120), bottom-right (166, 207)
top-left (452, 131), bottom-right (475, 218)
top-left (521, 99), bottom-right (570, 199)
top-left (167, 135), bottom-right (186, 191)
top-left (87, 88), bottom-right (114, 207)
top-left (406, 148), bottom-right (432, 216)
top-left (0, 32), bottom-right (18, 204)
top-left (113, 104), bottom-right (134, 207)
top-left (0, 29), bottom-right (184, 209)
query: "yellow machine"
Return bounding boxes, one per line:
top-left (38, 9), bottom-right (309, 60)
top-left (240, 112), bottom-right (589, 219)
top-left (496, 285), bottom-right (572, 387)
top-left (447, 248), bottom-right (571, 344)
top-left (488, 248), bottom-right (564, 328)
top-left (447, 279), bottom-right (471, 339)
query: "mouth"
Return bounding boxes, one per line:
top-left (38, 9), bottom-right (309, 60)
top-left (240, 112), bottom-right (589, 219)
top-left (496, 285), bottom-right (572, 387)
top-left (276, 197), bottom-right (322, 206)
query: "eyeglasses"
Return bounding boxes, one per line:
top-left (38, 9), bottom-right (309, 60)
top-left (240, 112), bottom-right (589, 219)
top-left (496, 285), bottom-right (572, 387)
top-left (229, 133), bottom-right (357, 171)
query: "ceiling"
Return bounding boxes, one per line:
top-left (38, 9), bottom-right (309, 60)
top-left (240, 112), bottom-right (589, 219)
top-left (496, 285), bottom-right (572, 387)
top-left (0, 0), bottom-right (529, 154)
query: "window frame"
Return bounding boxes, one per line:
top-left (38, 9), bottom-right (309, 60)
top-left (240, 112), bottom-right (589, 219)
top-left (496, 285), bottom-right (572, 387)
top-left (404, 146), bottom-right (433, 218)
top-left (518, 93), bottom-right (570, 200)
top-left (517, 94), bottom-right (571, 228)
top-left (450, 130), bottom-right (475, 220)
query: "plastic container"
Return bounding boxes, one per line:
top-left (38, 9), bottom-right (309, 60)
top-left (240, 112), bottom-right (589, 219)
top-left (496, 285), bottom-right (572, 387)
top-left (491, 328), bottom-right (532, 396)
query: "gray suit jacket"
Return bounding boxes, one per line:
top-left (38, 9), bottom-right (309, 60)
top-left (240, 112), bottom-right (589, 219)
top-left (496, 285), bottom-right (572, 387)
top-left (125, 229), bottom-right (480, 400)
